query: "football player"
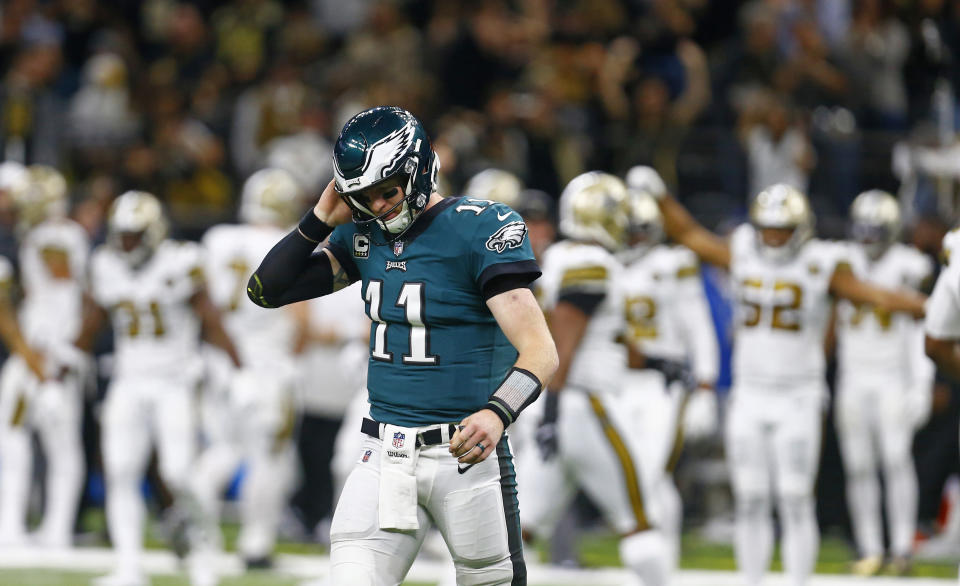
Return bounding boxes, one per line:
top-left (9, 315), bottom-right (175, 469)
top-left (249, 106), bottom-right (557, 585)
top-left (636, 166), bottom-right (926, 586)
top-left (834, 190), bottom-right (934, 575)
top-left (189, 168), bottom-right (309, 578)
top-left (517, 171), bottom-right (669, 585)
top-left (618, 175), bottom-right (720, 574)
top-left (925, 226), bottom-right (960, 379)
top-left (0, 164), bottom-right (88, 548)
top-left (73, 191), bottom-right (242, 586)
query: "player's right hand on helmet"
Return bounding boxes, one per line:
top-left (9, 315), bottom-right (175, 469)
top-left (535, 391), bottom-right (560, 461)
top-left (314, 179), bottom-right (353, 226)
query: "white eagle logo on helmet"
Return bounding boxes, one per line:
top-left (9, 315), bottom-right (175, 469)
top-left (485, 220), bottom-right (527, 253)
top-left (334, 123), bottom-right (418, 193)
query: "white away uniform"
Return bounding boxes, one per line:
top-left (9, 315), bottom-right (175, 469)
top-left (835, 242), bottom-right (934, 561)
top-left (91, 240), bottom-right (205, 580)
top-left (726, 224), bottom-right (846, 586)
top-left (620, 245), bottom-right (718, 570)
top-left (517, 240), bottom-right (666, 582)
top-left (927, 230), bottom-right (960, 341)
top-left (0, 219), bottom-right (89, 547)
top-left (192, 223), bottom-right (300, 563)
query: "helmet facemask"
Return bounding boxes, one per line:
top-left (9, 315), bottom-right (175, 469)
top-left (107, 191), bottom-right (167, 268)
top-left (849, 190), bottom-right (900, 261)
top-left (339, 159), bottom-right (425, 240)
top-left (619, 188), bottom-right (665, 263)
top-left (749, 184), bottom-right (814, 263)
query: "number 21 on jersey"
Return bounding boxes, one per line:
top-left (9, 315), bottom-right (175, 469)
top-left (365, 280), bottom-right (438, 365)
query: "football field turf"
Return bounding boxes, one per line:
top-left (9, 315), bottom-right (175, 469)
top-left (0, 531), bottom-right (956, 585)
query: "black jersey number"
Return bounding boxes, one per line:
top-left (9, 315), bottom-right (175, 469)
top-left (365, 280), bottom-right (438, 365)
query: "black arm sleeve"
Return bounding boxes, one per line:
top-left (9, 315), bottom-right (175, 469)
top-left (247, 228), bottom-right (335, 308)
top-left (557, 291), bottom-right (606, 316)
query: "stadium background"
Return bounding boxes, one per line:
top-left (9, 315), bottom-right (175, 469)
top-left (1, 0), bottom-right (960, 583)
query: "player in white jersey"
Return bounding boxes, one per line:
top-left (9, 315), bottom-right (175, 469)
top-left (517, 172), bottom-right (668, 585)
top-left (926, 227), bottom-right (960, 379)
top-left (72, 191), bottom-right (241, 586)
top-left (190, 168), bottom-right (308, 579)
top-left (617, 181), bottom-right (719, 574)
top-left (834, 190), bottom-right (934, 575)
top-left (0, 165), bottom-right (90, 548)
top-left (634, 166), bottom-right (926, 586)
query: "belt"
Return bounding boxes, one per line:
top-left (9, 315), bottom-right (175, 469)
top-left (361, 417), bottom-right (458, 447)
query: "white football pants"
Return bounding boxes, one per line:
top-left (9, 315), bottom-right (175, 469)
top-left (0, 354), bottom-right (84, 546)
top-left (726, 387), bottom-right (823, 586)
top-left (101, 376), bottom-right (198, 577)
top-left (330, 431), bottom-right (523, 586)
top-left (836, 380), bottom-right (918, 559)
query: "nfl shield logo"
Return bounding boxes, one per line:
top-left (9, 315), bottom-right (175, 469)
top-left (361, 449), bottom-right (372, 463)
top-left (392, 432), bottom-right (405, 448)
top-left (393, 240), bottom-right (404, 256)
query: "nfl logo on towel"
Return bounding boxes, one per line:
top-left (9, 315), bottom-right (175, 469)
top-left (394, 240), bottom-right (404, 256)
top-left (393, 432), bottom-right (405, 448)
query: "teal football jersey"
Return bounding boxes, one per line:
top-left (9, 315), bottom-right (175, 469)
top-left (327, 197), bottom-right (540, 426)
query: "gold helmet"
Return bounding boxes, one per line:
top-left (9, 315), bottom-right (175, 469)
top-left (463, 169), bottom-right (523, 208)
top-left (749, 183), bottom-right (814, 261)
top-left (559, 171), bottom-right (631, 252)
top-left (620, 187), bottom-right (664, 262)
top-left (15, 165), bottom-right (69, 229)
top-left (240, 167), bottom-right (304, 227)
top-left (849, 189), bottom-right (900, 259)
top-left (108, 191), bottom-right (168, 267)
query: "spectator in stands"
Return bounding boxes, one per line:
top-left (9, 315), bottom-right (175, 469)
top-left (774, 17), bottom-right (850, 111)
top-left (0, 38), bottom-right (65, 165)
top-left (68, 52), bottom-right (140, 170)
top-left (603, 38), bottom-right (711, 191)
top-left (837, 0), bottom-right (910, 130)
top-left (738, 90), bottom-right (815, 199)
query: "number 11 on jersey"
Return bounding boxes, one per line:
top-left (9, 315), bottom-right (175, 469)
top-left (366, 280), bottom-right (438, 365)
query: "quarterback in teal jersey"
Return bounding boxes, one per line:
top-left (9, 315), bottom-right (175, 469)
top-left (248, 106), bottom-right (557, 586)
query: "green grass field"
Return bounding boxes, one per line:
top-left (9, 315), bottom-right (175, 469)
top-left (0, 528), bottom-right (956, 585)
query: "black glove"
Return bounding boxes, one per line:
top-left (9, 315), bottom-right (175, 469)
top-left (535, 391), bottom-right (560, 461)
top-left (644, 356), bottom-right (696, 391)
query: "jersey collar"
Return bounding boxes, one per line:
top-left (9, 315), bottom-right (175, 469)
top-left (397, 196), bottom-right (457, 244)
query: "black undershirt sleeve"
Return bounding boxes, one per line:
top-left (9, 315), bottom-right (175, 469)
top-left (247, 229), bottom-right (336, 308)
top-left (557, 290), bottom-right (606, 316)
top-left (482, 272), bottom-right (539, 301)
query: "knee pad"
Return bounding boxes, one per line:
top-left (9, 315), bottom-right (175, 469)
top-left (736, 495), bottom-right (770, 519)
top-left (330, 561), bottom-right (377, 586)
top-left (778, 495), bottom-right (813, 523)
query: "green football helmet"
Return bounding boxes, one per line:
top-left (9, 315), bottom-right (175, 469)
top-left (332, 106), bottom-right (439, 241)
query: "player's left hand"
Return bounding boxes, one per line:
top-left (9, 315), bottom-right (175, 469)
top-left (683, 386), bottom-right (718, 440)
top-left (450, 409), bottom-right (504, 465)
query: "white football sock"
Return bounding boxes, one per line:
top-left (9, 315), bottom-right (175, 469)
top-left (0, 427), bottom-right (31, 541)
top-left (846, 470), bottom-right (883, 558)
top-left (105, 471), bottom-right (145, 575)
top-left (779, 495), bottom-right (819, 586)
top-left (734, 496), bottom-right (772, 586)
top-left (885, 459), bottom-right (918, 558)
